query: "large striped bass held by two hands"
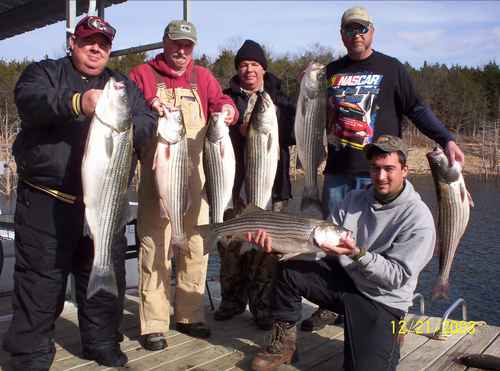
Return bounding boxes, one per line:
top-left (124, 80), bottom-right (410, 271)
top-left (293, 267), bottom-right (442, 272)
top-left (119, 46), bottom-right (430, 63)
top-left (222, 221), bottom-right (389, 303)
top-left (82, 77), bottom-right (133, 299)
top-left (196, 205), bottom-right (352, 261)
top-left (154, 109), bottom-right (190, 257)
top-left (427, 147), bottom-right (473, 299)
top-left (295, 62), bottom-right (327, 212)
top-left (203, 111), bottom-right (235, 224)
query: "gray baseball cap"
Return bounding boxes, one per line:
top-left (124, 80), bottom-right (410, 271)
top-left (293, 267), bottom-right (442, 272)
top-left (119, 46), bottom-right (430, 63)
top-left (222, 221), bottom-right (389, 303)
top-left (164, 20), bottom-right (197, 44)
top-left (364, 135), bottom-right (408, 158)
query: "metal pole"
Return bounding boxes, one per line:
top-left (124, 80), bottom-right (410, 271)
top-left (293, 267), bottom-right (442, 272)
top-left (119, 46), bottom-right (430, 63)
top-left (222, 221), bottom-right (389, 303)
top-left (98, 0), bottom-right (105, 18)
top-left (183, 0), bottom-right (190, 21)
top-left (65, 0), bottom-right (76, 52)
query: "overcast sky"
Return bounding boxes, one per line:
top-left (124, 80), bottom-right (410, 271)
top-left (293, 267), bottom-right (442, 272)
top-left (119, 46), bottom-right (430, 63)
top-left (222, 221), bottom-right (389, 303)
top-left (0, 1), bottom-right (498, 68)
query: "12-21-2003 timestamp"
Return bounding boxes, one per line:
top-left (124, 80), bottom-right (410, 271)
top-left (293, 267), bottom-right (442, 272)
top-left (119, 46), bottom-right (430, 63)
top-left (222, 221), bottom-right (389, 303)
top-left (391, 319), bottom-right (478, 335)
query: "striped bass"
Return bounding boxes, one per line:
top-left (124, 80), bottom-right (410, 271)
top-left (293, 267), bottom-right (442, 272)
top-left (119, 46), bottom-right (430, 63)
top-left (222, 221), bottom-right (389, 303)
top-left (82, 77), bottom-right (133, 299)
top-left (203, 112), bottom-right (235, 223)
top-left (154, 110), bottom-right (190, 256)
top-left (295, 62), bottom-right (326, 212)
top-left (427, 147), bottom-right (473, 299)
top-left (245, 92), bottom-right (279, 209)
top-left (197, 206), bottom-right (351, 261)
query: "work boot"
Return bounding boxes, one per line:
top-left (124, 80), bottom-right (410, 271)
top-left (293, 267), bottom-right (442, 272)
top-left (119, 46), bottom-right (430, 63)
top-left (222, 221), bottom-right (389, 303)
top-left (82, 343), bottom-right (128, 367)
top-left (176, 322), bottom-right (211, 338)
top-left (10, 345), bottom-right (56, 371)
top-left (214, 303), bottom-right (246, 321)
top-left (142, 332), bottom-right (167, 351)
top-left (251, 321), bottom-right (298, 371)
top-left (300, 308), bottom-right (339, 332)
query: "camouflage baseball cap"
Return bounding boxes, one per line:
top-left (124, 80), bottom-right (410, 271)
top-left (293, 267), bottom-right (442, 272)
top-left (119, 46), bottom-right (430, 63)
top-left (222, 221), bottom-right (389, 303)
top-left (164, 20), bottom-right (197, 44)
top-left (364, 135), bottom-right (408, 158)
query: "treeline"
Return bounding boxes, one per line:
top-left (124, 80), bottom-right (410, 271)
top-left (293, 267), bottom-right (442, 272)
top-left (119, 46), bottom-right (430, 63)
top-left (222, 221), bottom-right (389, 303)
top-left (1, 44), bottom-right (499, 138)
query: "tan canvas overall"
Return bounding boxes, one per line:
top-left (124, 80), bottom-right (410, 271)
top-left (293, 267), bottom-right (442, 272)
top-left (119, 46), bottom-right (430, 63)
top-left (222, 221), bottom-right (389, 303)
top-left (137, 67), bottom-right (209, 335)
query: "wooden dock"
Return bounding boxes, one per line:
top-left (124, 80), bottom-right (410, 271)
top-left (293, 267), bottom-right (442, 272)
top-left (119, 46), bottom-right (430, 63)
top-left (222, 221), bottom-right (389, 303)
top-left (1, 285), bottom-right (499, 371)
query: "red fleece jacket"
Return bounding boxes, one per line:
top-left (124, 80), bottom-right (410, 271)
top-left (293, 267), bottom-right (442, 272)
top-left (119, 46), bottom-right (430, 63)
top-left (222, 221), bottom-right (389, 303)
top-left (129, 54), bottom-right (238, 124)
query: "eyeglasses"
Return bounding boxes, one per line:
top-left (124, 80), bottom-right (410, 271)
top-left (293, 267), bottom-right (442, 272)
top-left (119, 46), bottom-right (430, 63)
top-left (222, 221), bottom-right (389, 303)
top-left (342, 24), bottom-right (369, 38)
top-left (87, 16), bottom-right (116, 40)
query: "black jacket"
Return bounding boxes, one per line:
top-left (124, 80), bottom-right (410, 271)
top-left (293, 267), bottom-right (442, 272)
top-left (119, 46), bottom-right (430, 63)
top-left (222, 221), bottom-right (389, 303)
top-left (13, 57), bottom-right (157, 196)
top-left (224, 72), bottom-right (296, 203)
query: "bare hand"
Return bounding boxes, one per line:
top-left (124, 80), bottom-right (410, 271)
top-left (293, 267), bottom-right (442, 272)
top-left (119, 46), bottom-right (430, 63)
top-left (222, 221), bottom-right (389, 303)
top-left (221, 104), bottom-right (236, 125)
top-left (319, 236), bottom-right (360, 257)
top-left (245, 229), bottom-right (272, 253)
top-left (445, 141), bottom-right (465, 168)
top-left (239, 121), bottom-right (249, 136)
top-left (81, 89), bottom-right (102, 117)
top-left (151, 97), bottom-right (165, 117)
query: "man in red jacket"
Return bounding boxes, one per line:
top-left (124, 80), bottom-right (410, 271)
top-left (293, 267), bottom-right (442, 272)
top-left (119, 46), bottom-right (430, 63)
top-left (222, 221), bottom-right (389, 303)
top-left (129, 20), bottom-right (237, 351)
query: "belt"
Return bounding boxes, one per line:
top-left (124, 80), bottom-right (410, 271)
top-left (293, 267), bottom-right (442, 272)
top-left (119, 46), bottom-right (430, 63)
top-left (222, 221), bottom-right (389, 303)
top-left (22, 179), bottom-right (77, 204)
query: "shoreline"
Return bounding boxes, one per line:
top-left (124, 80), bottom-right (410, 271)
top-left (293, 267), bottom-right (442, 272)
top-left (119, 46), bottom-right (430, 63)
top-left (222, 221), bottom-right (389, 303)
top-left (407, 144), bottom-right (496, 176)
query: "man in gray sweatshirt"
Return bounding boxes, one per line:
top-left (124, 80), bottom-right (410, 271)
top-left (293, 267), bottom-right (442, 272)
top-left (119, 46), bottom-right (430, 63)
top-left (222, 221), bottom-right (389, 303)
top-left (249, 135), bottom-right (436, 371)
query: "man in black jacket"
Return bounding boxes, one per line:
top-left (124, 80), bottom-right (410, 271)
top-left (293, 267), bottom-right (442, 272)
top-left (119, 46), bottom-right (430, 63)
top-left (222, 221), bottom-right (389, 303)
top-left (3, 16), bottom-right (157, 371)
top-left (214, 40), bottom-right (295, 330)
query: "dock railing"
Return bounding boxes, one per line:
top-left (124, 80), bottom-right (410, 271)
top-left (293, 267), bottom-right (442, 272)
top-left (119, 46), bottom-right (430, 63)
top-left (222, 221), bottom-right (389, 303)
top-left (433, 297), bottom-right (468, 340)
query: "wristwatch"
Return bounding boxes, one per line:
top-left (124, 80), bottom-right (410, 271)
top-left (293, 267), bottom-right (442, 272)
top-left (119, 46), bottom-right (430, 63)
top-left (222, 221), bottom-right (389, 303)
top-left (352, 248), bottom-right (367, 262)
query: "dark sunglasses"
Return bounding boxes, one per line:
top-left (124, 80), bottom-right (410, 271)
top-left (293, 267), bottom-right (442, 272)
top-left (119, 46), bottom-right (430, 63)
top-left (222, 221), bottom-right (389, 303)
top-left (87, 16), bottom-right (116, 40)
top-left (342, 24), bottom-right (369, 38)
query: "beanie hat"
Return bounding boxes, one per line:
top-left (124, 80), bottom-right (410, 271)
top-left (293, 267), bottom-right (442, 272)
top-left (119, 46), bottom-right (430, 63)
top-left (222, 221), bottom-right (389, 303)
top-left (234, 40), bottom-right (268, 70)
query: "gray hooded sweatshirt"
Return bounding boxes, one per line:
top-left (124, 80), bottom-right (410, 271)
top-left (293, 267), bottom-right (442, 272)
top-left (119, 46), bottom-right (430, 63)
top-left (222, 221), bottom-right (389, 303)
top-left (332, 180), bottom-right (435, 313)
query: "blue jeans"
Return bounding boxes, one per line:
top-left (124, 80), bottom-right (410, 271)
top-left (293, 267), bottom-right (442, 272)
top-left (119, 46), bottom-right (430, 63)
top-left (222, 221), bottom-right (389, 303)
top-left (322, 174), bottom-right (371, 219)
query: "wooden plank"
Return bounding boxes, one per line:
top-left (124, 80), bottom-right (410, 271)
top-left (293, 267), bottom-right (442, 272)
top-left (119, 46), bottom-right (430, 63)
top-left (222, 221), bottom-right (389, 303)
top-left (466, 329), bottom-right (500, 371)
top-left (74, 311), bottom-right (258, 371)
top-left (55, 333), bottom-right (196, 371)
top-left (278, 325), bottom-right (345, 371)
top-left (427, 323), bottom-right (500, 371)
top-left (399, 314), bottom-right (431, 359)
top-left (398, 317), bottom-right (470, 371)
top-left (288, 334), bottom-right (344, 371)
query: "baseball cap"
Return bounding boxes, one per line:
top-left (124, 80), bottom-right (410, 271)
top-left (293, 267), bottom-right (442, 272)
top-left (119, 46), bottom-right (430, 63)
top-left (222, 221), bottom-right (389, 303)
top-left (341, 6), bottom-right (373, 28)
top-left (364, 135), bottom-right (408, 158)
top-left (74, 16), bottom-right (116, 44)
top-left (164, 20), bottom-right (197, 44)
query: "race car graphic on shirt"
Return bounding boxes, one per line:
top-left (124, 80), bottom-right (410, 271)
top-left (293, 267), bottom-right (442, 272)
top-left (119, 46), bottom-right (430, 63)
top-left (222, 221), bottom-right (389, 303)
top-left (327, 73), bottom-right (383, 150)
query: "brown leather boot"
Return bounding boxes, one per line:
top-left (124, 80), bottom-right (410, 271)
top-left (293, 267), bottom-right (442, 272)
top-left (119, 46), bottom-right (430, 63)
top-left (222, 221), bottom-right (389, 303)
top-left (251, 321), bottom-right (298, 371)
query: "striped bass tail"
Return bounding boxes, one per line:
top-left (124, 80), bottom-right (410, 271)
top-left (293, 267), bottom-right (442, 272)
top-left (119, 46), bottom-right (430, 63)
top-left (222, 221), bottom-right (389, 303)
top-left (300, 186), bottom-right (322, 212)
top-left (196, 223), bottom-right (222, 255)
top-left (87, 265), bottom-right (118, 299)
top-left (432, 277), bottom-right (450, 300)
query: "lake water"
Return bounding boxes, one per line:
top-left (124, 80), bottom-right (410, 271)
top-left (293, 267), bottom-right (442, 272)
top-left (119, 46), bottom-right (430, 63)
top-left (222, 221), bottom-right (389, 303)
top-left (1, 175), bottom-right (499, 325)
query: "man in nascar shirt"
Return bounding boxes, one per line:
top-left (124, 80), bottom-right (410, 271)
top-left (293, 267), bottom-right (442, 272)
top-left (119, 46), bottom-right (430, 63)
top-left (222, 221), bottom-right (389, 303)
top-left (302, 6), bottom-right (465, 333)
